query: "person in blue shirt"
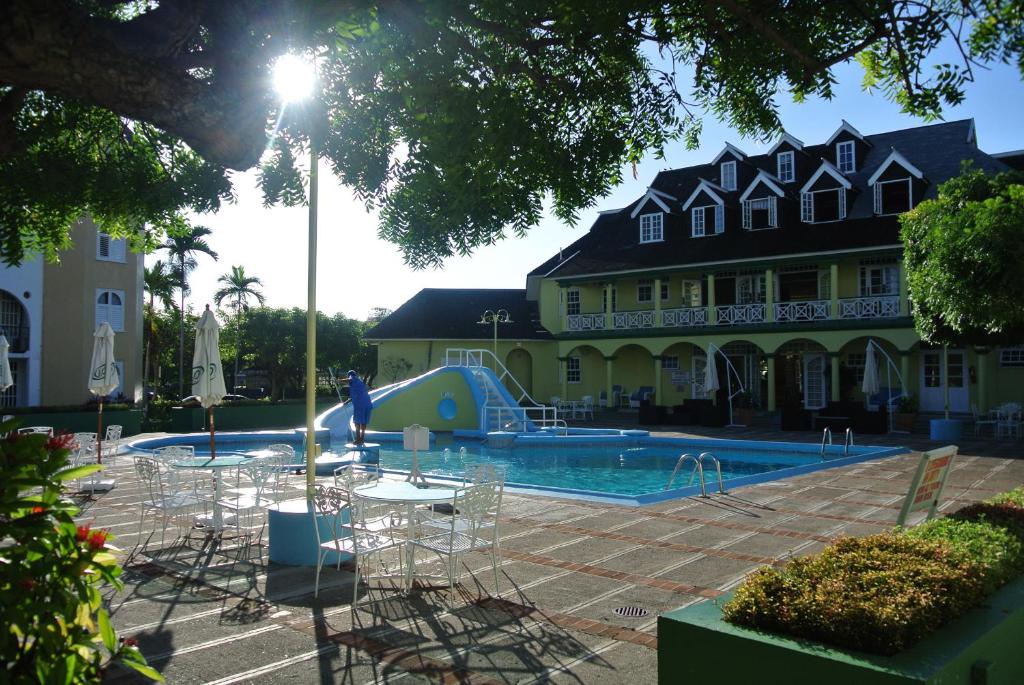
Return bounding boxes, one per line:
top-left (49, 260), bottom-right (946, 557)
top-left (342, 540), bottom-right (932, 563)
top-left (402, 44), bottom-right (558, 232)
top-left (345, 370), bottom-right (373, 445)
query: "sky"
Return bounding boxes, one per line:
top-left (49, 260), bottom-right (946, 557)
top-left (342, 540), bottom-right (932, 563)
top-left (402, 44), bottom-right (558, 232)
top-left (151, 53), bottom-right (1024, 321)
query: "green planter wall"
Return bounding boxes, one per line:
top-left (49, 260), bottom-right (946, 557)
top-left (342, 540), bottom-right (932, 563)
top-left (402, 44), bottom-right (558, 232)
top-left (3, 410), bottom-right (143, 436)
top-left (658, 577), bottom-right (1024, 685)
top-left (169, 402), bottom-right (337, 433)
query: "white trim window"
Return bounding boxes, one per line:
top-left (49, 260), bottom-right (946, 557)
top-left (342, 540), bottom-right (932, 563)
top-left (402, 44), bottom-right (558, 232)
top-left (660, 279), bottom-right (670, 301)
top-left (800, 188), bottom-right (846, 223)
top-left (639, 213), bottom-right (664, 243)
top-left (565, 288), bottom-right (580, 316)
top-left (776, 151), bottom-right (795, 183)
top-left (873, 178), bottom-right (913, 215)
top-left (836, 140), bottom-right (856, 173)
top-left (603, 286), bottom-right (617, 313)
top-left (1000, 347), bottom-right (1024, 367)
top-left (691, 205), bottom-right (723, 236)
top-left (691, 206), bottom-right (705, 237)
top-left (662, 355), bottom-right (680, 370)
top-left (96, 232), bottom-right (126, 262)
top-left (566, 356), bottom-right (581, 384)
top-left (637, 279), bottom-right (654, 303)
top-left (720, 160), bottom-right (737, 191)
top-left (681, 279), bottom-right (702, 307)
top-left (742, 197), bottom-right (777, 230)
top-left (95, 289), bottom-right (125, 332)
top-left (858, 259), bottom-right (899, 296)
top-left (845, 352), bottom-right (867, 383)
top-left (736, 273), bottom-right (766, 304)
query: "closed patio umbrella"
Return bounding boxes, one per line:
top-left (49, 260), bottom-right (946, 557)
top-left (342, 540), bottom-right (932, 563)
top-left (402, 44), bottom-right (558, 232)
top-left (88, 323), bottom-right (120, 464)
top-left (862, 343), bottom-right (881, 397)
top-left (0, 334), bottom-right (12, 393)
top-left (192, 305), bottom-right (226, 458)
top-left (703, 350), bottom-right (720, 396)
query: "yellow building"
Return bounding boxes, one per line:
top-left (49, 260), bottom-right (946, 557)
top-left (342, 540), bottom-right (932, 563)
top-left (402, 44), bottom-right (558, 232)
top-left (1, 217), bottom-right (144, 407)
top-left (367, 120), bottom-right (1024, 426)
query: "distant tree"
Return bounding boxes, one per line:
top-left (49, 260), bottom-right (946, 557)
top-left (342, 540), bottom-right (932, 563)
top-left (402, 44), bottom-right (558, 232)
top-left (3, 2), bottom-right (1023, 267)
top-left (901, 166), bottom-right (1024, 347)
top-left (142, 260), bottom-right (176, 399)
top-left (213, 265), bottom-right (266, 390)
top-left (160, 226), bottom-right (218, 397)
top-left (380, 357), bottom-right (414, 384)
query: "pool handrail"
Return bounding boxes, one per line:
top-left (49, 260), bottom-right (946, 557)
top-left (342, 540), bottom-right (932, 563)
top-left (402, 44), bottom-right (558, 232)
top-left (665, 453), bottom-right (703, 495)
top-left (697, 452), bottom-right (726, 495)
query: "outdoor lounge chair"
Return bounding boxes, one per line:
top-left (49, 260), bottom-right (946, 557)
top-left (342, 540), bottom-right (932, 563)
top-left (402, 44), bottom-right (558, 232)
top-left (629, 386), bottom-right (654, 408)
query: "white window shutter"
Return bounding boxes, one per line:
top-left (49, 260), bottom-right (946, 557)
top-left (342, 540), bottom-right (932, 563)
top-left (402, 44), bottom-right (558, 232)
top-left (769, 197), bottom-right (778, 227)
top-left (801, 193), bottom-right (813, 223)
top-left (839, 187), bottom-right (847, 219)
top-left (691, 207), bottom-right (702, 236)
top-left (714, 204), bottom-right (724, 233)
top-left (873, 183), bottom-right (882, 214)
top-left (110, 292), bottom-right (124, 331)
top-left (112, 238), bottom-right (126, 262)
top-left (742, 201), bottom-right (751, 230)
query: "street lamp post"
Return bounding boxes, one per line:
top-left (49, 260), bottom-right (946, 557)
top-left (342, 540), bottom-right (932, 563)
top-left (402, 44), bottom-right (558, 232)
top-left (478, 309), bottom-right (512, 369)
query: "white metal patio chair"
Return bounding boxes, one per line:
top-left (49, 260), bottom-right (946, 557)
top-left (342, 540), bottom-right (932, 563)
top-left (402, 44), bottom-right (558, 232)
top-left (312, 485), bottom-right (405, 604)
top-left (971, 404), bottom-right (998, 437)
top-left (996, 403), bottom-right (1022, 439)
top-left (133, 455), bottom-right (202, 548)
top-left (418, 463), bottom-right (505, 534)
top-left (101, 424), bottom-right (123, 460)
top-left (217, 461), bottom-right (278, 554)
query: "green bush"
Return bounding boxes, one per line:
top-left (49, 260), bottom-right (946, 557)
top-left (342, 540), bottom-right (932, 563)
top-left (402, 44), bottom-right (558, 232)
top-left (906, 517), bottom-right (1024, 594)
top-left (0, 423), bottom-right (162, 683)
top-left (988, 486), bottom-right (1024, 508)
top-left (722, 533), bottom-right (985, 655)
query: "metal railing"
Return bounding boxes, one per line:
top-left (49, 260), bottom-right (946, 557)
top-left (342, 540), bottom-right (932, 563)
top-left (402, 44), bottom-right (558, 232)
top-left (714, 303), bottom-right (766, 325)
top-left (838, 296), bottom-right (900, 319)
top-left (844, 427), bottom-right (854, 456)
top-left (446, 348), bottom-right (554, 433)
top-left (1, 325), bottom-right (30, 353)
top-left (774, 300), bottom-right (831, 322)
top-left (612, 310), bottom-right (656, 329)
top-left (566, 313), bottom-right (605, 331)
top-left (661, 306), bottom-right (708, 328)
top-left (665, 452), bottom-right (726, 497)
top-left (820, 427), bottom-right (832, 456)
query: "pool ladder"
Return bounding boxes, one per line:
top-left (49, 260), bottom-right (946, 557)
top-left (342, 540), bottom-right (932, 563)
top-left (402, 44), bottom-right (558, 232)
top-left (820, 427), bottom-right (854, 457)
top-left (665, 452), bottom-right (726, 497)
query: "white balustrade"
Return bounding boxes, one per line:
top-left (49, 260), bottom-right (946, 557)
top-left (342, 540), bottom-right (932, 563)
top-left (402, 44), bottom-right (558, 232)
top-left (773, 300), bottom-right (831, 322)
top-left (612, 310), bottom-right (656, 329)
top-left (838, 296), bottom-right (900, 320)
top-left (714, 303), bottom-right (766, 325)
top-left (661, 307), bottom-right (708, 327)
top-left (565, 313), bottom-right (606, 331)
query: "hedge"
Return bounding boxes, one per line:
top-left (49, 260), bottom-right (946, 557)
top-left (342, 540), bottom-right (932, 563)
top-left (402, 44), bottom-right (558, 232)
top-left (722, 486), bottom-right (1024, 656)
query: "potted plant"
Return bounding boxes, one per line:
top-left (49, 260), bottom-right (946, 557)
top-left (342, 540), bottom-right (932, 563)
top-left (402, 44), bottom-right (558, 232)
top-left (893, 394), bottom-right (917, 432)
top-left (732, 392), bottom-right (756, 427)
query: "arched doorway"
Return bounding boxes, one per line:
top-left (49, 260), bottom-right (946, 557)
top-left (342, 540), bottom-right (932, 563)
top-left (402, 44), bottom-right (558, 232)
top-left (504, 347), bottom-right (533, 398)
top-left (719, 340), bottom-right (768, 408)
top-left (775, 338), bottom-right (829, 409)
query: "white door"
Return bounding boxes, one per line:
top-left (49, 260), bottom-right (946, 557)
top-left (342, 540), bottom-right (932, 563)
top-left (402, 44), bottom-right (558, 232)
top-left (692, 354), bottom-right (706, 398)
top-left (919, 350), bottom-right (968, 413)
top-left (803, 353), bottom-right (827, 410)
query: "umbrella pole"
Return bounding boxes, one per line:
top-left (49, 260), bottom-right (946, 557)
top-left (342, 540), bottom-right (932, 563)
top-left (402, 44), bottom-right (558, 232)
top-left (97, 397), bottom-right (104, 465)
top-left (208, 407), bottom-right (216, 459)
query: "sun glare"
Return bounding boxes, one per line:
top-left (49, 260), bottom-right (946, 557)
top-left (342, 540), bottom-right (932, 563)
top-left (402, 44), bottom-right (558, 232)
top-left (272, 54), bottom-right (315, 102)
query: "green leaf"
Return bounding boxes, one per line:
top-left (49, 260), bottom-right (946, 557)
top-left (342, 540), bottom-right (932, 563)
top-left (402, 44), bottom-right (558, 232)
top-left (120, 658), bottom-right (166, 682)
top-left (98, 608), bottom-right (116, 652)
top-left (55, 464), bottom-right (102, 482)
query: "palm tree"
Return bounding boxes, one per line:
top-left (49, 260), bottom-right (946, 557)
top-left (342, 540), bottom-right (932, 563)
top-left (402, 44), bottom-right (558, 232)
top-left (143, 261), bottom-right (177, 397)
top-left (161, 226), bottom-right (218, 397)
top-left (214, 265), bottom-right (266, 391)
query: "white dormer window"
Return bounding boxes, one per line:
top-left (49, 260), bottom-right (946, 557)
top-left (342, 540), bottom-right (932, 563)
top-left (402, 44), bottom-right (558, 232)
top-left (800, 188), bottom-right (847, 223)
top-left (691, 205), bottom-right (723, 237)
top-left (873, 178), bottom-right (913, 215)
top-left (720, 161), bottom-right (737, 191)
top-left (639, 213), bottom-right (663, 243)
top-left (837, 141), bottom-right (856, 173)
top-left (777, 151), bottom-right (794, 183)
top-left (96, 232), bottom-right (127, 262)
top-left (742, 197), bottom-right (778, 230)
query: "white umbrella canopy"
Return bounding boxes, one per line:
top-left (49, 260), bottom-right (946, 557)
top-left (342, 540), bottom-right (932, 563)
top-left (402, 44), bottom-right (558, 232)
top-left (89, 323), bottom-right (119, 465)
top-left (703, 351), bottom-right (720, 395)
top-left (0, 334), bottom-right (13, 392)
top-left (862, 343), bottom-right (881, 397)
top-left (191, 307), bottom-right (227, 409)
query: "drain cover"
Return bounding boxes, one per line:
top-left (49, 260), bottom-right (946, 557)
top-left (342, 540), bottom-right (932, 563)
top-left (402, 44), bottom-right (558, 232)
top-left (613, 606), bottom-right (649, 618)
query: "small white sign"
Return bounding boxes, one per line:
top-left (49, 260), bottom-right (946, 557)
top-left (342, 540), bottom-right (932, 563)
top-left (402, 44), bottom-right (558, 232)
top-left (897, 445), bottom-right (957, 526)
top-left (403, 424), bottom-right (429, 451)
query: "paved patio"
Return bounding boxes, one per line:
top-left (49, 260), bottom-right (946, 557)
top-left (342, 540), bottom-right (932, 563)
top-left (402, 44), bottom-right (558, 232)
top-left (85, 427), bottom-right (1024, 684)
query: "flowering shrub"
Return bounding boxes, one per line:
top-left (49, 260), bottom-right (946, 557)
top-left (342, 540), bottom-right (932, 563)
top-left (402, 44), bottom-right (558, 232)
top-left (0, 422), bottom-right (162, 682)
top-left (722, 486), bottom-right (1024, 656)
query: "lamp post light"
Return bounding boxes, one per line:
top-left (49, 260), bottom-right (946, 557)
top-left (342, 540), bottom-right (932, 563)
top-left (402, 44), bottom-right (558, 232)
top-left (273, 54), bottom-right (319, 498)
top-left (478, 309), bottom-right (512, 369)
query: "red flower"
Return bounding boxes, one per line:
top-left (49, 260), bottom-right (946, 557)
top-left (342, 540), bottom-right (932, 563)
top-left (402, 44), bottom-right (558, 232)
top-left (120, 636), bottom-right (139, 647)
top-left (87, 529), bottom-right (109, 550)
top-left (31, 506), bottom-right (44, 514)
top-left (46, 432), bottom-right (76, 451)
top-left (19, 578), bottom-right (36, 590)
top-left (76, 525), bottom-right (91, 542)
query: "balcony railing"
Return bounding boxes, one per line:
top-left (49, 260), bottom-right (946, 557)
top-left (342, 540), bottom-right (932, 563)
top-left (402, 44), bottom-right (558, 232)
top-left (566, 313), bottom-right (605, 331)
top-left (715, 303), bottom-right (766, 326)
top-left (838, 296), bottom-right (901, 319)
top-left (612, 310), bottom-right (656, 329)
top-left (774, 300), bottom-right (831, 322)
top-left (661, 306), bottom-right (708, 328)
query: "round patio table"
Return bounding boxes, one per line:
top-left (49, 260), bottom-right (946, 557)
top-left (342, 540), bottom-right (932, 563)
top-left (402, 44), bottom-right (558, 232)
top-left (352, 480), bottom-right (458, 590)
top-left (170, 456), bottom-right (247, 531)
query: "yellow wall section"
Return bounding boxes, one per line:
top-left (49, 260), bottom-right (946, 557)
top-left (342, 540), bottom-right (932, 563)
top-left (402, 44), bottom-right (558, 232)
top-left (368, 369), bottom-right (479, 432)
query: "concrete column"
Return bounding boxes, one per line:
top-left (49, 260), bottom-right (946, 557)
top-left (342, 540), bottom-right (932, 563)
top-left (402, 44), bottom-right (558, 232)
top-left (604, 283), bottom-right (614, 330)
top-left (707, 274), bottom-right (717, 325)
top-left (830, 263), bottom-right (839, 319)
top-left (604, 356), bottom-right (614, 410)
top-left (976, 348), bottom-right (989, 414)
top-left (654, 355), bottom-right (663, 405)
top-left (558, 357), bottom-right (568, 401)
top-left (899, 261), bottom-right (910, 317)
top-left (765, 268), bottom-right (775, 323)
top-left (900, 351), bottom-right (911, 399)
top-left (765, 354), bottom-right (777, 411)
top-left (830, 352), bottom-right (841, 402)
top-left (654, 277), bottom-right (662, 326)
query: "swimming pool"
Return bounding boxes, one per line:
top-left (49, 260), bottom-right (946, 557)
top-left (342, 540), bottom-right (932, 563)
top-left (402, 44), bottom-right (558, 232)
top-left (130, 432), bottom-right (906, 505)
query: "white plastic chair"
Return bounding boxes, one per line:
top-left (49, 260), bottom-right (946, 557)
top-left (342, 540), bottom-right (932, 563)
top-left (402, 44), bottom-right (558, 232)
top-left (579, 396), bottom-right (595, 420)
top-left (971, 404), bottom-right (998, 437)
top-left (996, 404), bottom-right (1022, 439)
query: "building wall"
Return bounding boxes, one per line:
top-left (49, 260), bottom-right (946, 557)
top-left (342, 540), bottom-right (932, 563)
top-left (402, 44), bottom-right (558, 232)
top-left (0, 258), bottom-right (43, 406)
top-left (40, 218), bottom-right (144, 405)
